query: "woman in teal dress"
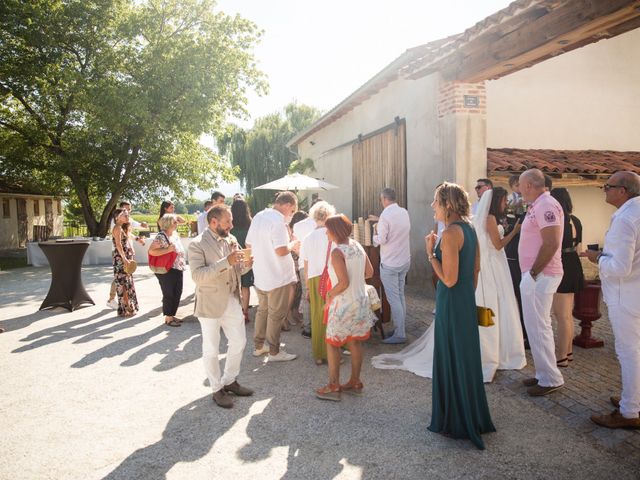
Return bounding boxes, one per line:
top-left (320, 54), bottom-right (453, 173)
top-left (425, 182), bottom-right (495, 450)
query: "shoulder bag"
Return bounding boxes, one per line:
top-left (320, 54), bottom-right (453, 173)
top-left (148, 232), bottom-right (178, 274)
top-left (318, 241), bottom-right (333, 301)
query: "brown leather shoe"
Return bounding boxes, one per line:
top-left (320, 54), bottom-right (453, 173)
top-left (522, 377), bottom-right (538, 387)
top-left (223, 381), bottom-right (254, 397)
top-left (212, 389), bottom-right (233, 408)
top-left (591, 410), bottom-right (640, 429)
top-left (527, 384), bottom-right (562, 396)
top-left (610, 396), bottom-right (620, 408)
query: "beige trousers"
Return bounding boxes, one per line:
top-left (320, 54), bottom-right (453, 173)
top-left (254, 284), bottom-right (291, 354)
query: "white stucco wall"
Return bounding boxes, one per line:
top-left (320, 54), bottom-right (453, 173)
top-left (487, 28), bottom-right (640, 245)
top-left (296, 72), bottom-right (444, 280)
top-left (487, 28), bottom-right (640, 151)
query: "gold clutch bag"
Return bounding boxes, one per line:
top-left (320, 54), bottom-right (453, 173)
top-left (124, 260), bottom-right (138, 275)
top-left (477, 306), bottom-right (495, 327)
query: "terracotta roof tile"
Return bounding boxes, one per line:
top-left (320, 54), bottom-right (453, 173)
top-left (488, 148), bottom-right (640, 176)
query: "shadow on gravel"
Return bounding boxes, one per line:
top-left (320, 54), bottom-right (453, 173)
top-left (102, 395), bottom-right (253, 480)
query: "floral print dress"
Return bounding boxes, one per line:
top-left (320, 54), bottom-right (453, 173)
top-left (112, 230), bottom-right (139, 316)
top-left (325, 240), bottom-right (376, 346)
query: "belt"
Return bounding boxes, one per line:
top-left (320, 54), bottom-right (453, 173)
top-left (562, 247), bottom-right (576, 253)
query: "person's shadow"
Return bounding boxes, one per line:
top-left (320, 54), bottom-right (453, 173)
top-left (102, 394), bottom-right (258, 480)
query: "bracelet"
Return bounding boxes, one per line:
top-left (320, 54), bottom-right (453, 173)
top-left (595, 252), bottom-right (603, 263)
top-left (427, 252), bottom-right (435, 262)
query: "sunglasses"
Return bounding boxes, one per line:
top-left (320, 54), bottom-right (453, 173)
top-left (474, 185), bottom-right (487, 190)
top-left (601, 184), bottom-right (626, 191)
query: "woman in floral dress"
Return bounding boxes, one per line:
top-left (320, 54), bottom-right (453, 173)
top-left (111, 208), bottom-right (139, 317)
top-left (316, 214), bottom-right (376, 401)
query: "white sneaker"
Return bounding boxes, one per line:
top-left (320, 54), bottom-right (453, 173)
top-left (253, 344), bottom-right (270, 357)
top-left (107, 299), bottom-right (118, 309)
top-left (268, 350), bottom-right (297, 362)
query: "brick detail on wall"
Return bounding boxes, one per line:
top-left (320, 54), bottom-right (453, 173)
top-left (437, 81), bottom-right (486, 118)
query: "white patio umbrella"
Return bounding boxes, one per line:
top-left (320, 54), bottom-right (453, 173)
top-left (253, 173), bottom-right (338, 192)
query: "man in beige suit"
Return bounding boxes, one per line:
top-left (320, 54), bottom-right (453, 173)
top-left (189, 204), bottom-right (254, 409)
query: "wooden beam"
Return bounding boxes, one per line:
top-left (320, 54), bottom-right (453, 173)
top-left (453, 0), bottom-right (640, 82)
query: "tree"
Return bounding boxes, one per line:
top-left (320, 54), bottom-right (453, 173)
top-left (0, 0), bottom-right (266, 236)
top-left (217, 102), bottom-right (321, 211)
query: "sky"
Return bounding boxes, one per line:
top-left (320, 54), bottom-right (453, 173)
top-left (207, 0), bottom-right (514, 197)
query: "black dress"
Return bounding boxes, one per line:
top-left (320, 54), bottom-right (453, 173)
top-left (557, 214), bottom-right (585, 294)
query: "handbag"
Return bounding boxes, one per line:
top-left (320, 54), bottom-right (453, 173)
top-left (366, 284), bottom-right (382, 311)
top-left (318, 241), bottom-right (333, 301)
top-left (124, 259), bottom-right (137, 275)
top-left (476, 268), bottom-right (495, 327)
top-left (148, 232), bottom-right (178, 274)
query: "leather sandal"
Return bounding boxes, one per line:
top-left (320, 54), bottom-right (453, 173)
top-left (340, 381), bottom-right (364, 396)
top-left (315, 384), bottom-right (341, 401)
top-left (557, 357), bottom-right (569, 368)
top-left (165, 318), bottom-right (181, 327)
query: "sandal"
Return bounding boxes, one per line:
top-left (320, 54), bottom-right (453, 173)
top-left (165, 318), bottom-right (181, 327)
top-left (340, 381), bottom-right (364, 396)
top-left (556, 357), bottom-right (569, 368)
top-left (315, 384), bottom-right (341, 401)
top-left (567, 352), bottom-right (574, 362)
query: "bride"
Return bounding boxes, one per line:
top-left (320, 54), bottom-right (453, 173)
top-left (372, 187), bottom-right (526, 382)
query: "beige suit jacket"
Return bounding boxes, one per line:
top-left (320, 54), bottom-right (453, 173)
top-left (188, 229), bottom-right (248, 319)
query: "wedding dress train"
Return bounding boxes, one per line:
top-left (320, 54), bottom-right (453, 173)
top-left (372, 190), bottom-right (526, 382)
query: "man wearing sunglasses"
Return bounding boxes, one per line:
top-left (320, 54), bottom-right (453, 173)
top-left (584, 171), bottom-right (640, 429)
top-left (471, 178), bottom-right (493, 216)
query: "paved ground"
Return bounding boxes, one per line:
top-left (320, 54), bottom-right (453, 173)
top-left (1, 265), bottom-right (638, 479)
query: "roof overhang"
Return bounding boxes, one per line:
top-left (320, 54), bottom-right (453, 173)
top-left (405, 0), bottom-right (640, 82)
top-left (488, 147), bottom-right (640, 185)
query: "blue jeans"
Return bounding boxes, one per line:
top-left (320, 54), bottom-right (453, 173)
top-left (380, 261), bottom-right (410, 338)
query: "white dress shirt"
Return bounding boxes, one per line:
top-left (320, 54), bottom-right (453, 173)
top-left (599, 196), bottom-right (640, 315)
top-left (372, 202), bottom-right (411, 268)
top-left (245, 208), bottom-right (297, 292)
top-left (293, 217), bottom-right (316, 270)
top-left (197, 209), bottom-right (210, 235)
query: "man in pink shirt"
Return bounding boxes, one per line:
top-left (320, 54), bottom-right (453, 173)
top-left (518, 169), bottom-right (565, 396)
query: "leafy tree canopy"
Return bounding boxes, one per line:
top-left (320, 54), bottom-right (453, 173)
top-left (0, 0), bottom-right (266, 235)
top-left (217, 102), bottom-right (321, 212)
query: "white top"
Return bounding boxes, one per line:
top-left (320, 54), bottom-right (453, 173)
top-left (301, 227), bottom-right (333, 279)
top-left (246, 208), bottom-right (297, 291)
top-left (372, 202), bottom-right (411, 268)
top-left (197, 209), bottom-right (209, 235)
top-left (328, 240), bottom-right (368, 301)
top-left (293, 217), bottom-right (316, 269)
top-left (600, 196), bottom-right (640, 315)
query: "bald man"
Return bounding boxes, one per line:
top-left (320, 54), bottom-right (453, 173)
top-left (585, 171), bottom-right (640, 429)
top-left (518, 169), bottom-right (565, 396)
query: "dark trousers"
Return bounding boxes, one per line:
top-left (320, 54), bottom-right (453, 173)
top-left (155, 269), bottom-right (183, 316)
top-left (507, 258), bottom-right (526, 340)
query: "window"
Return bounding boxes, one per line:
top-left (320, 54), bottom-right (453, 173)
top-left (33, 199), bottom-right (40, 216)
top-left (2, 198), bottom-right (10, 219)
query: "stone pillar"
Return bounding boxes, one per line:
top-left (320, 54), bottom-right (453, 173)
top-left (437, 78), bottom-right (487, 194)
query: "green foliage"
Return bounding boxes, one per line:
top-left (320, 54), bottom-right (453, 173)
top-left (218, 102), bottom-right (321, 211)
top-left (0, 0), bottom-right (266, 236)
top-left (288, 157), bottom-right (316, 174)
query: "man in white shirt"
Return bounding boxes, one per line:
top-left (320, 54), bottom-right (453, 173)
top-left (471, 178), bottom-right (493, 217)
top-left (371, 188), bottom-right (411, 344)
top-left (585, 171), bottom-right (640, 429)
top-left (197, 200), bottom-right (214, 235)
top-left (246, 191), bottom-right (300, 361)
top-left (293, 201), bottom-right (319, 337)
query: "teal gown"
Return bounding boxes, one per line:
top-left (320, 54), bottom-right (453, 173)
top-left (428, 221), bottom-right (496, 450)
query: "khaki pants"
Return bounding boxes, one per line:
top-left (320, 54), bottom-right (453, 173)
top-left (254, 284), bottom-right (291, 354)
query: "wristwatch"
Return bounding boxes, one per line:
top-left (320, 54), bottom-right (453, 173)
top-left (595, 252), bottom-right (603, 263)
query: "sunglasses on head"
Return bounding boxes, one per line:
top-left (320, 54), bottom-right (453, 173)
top-left (600, 184), bottom-right (626, 191)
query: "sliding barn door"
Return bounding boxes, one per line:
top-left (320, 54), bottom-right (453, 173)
top-left (352, 121), bottom-right (406, 219)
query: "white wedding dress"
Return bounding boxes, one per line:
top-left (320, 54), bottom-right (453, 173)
top-left (371, 190), bottom-right (526, 382)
